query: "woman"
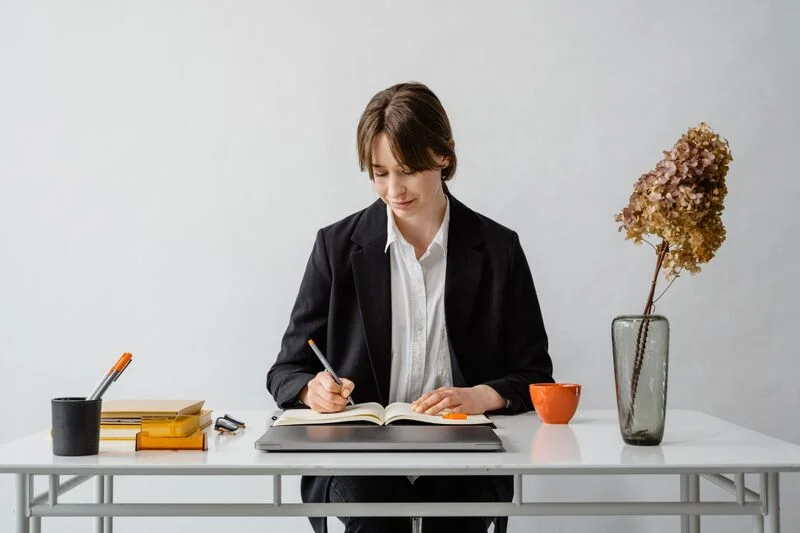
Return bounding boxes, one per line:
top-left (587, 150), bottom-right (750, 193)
top-left (267, 82), bottom-right (553, 533)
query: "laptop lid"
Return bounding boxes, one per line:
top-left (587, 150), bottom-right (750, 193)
top-left (254, 424), bottom-right (504, 452)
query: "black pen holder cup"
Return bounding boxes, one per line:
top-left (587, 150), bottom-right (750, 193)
top-left (51, 397), bottom-right (102, 456)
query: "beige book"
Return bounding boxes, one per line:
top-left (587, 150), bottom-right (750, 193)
top-left (273, 402), bottom-right (492, 427)
top-left (101, 399), bottom-right (205, 423)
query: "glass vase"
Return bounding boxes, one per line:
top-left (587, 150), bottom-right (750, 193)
top-left (612, 315), bottom-right (669, 446)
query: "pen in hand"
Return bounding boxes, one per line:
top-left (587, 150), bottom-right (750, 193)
top-left (87, 352), bottom-right (133, 401)
top-left (307, 339), bottom-right (355, 406)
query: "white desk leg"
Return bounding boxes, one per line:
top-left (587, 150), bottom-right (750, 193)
top-left (765, 473), bottom-right (780, 533)
top-left (411, 516), bottom-right (422, 533)
top-left (754, 473), bottom-right (766, 533)
top-left (754, 514), bottom-right (765, 533)
top-left (15, 474), bottom-right (30, 533)
top-left (29, 475), bottom-right (40, 533)
top-left (273, 475), bottom-right (281, 506)
top-left (688, 474), bottom-right (701, 533)
top-left (95, 475), bottom-right (104, 533)
top-left (680, 474), bottom-right (690, 533)
top-left (103, 475), bottom-right (114, 533)
top-left (48, 475), bottom-right (58, 506)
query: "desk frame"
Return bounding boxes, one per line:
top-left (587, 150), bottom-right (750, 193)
top-left (12, 468), bottom-right (781, 533)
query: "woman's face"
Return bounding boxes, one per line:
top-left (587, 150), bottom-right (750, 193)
top-left (370, 133), bottom-right (447, 222)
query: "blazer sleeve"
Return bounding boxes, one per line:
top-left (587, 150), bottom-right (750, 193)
top-left (482, 232), bottom-right (554, 414)
top-left (266, 229), bottom-right (331, 408)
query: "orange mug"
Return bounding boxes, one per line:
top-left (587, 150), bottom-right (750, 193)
top-left (529, 383), bottom-right (581, 424)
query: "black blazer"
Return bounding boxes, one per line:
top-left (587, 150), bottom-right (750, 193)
top-left (266, 194), bottom-right (553, 525)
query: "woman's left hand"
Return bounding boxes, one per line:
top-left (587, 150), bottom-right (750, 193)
top-left (410, 384), bottom-right (506, 415)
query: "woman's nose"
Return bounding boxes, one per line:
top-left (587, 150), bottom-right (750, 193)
top-left (387, 173), bottom-right (405, 196)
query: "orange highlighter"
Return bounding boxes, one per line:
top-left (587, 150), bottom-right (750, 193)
top-left (87, 352), bottom-right (133, 401)
top-left (442, 412), bottom-right (468, 420)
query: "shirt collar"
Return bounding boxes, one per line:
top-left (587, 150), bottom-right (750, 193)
top-left (384, 204), bottom-right (399, 252)
top-left (384, 197), bottom-right (450, 257)
top-left (432, 197), bottom-right (450, 256)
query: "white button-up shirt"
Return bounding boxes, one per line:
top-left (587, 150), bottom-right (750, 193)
top-left (386, 198), bottom-right (453, 405)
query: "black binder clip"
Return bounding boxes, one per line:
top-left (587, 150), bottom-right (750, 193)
top-left (214, 414), bottom-right (246, 433)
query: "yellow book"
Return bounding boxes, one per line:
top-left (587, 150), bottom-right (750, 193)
top-left (141, 413), bottom-right (200, 437)
top-left (135, 430), bottom-right (207, 451)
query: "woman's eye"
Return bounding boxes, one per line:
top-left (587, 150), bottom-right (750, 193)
top-left (402, 169), bottom-right (415, 176)
top-left (374, 172), bottom-right (388, 178)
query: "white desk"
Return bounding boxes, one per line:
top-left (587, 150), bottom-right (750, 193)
top-left (1, 409), bottom-right (799, 533)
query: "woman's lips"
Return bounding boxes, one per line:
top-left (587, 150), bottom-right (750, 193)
top-left (391, 199), bottom-right (414, 210)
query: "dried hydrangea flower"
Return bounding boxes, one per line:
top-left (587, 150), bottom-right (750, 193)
top-left (615, 122), bottom-right (732, 280)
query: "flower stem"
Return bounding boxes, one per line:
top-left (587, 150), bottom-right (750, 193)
top-left (626, 240), bottom-right (669, 429)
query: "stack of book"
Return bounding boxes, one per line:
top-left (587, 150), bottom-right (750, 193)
top-left (100, 399), bottom-right (211, 450)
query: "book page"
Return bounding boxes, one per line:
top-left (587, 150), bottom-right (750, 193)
top-left (383, 402), bottom-right (492, 425)
top-left (273, 402), bottom-right (386, 426)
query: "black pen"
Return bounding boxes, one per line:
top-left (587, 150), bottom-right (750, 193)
top-left (307, 339), bottom-right (355, 406)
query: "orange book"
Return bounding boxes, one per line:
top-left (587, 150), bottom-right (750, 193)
top-left (135, 430), bottom-right (207, 451)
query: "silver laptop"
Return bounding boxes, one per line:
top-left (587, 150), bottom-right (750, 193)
top-left (255, 424), bottom-right (504, 452)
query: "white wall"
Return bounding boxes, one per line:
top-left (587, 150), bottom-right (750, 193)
top-left (1, 1), bottom-right (798, 531)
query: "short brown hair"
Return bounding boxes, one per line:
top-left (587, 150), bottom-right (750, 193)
top-left (357, 82), bottom-right (456, 182)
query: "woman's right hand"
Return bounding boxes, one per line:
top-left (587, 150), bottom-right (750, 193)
top-left (299, 371), bottom-right (355, 413)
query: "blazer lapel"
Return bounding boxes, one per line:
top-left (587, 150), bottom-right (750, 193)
top-left (350, 200), bottom-right (392, 406)
top-left (445, 195), bottom-right (485, 370)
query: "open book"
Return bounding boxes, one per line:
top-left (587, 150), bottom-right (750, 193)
top-left (273, 402), bottom-right (492, 427)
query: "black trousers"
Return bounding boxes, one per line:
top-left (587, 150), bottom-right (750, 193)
top-left (310, 475), bottom-right (512, 533)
